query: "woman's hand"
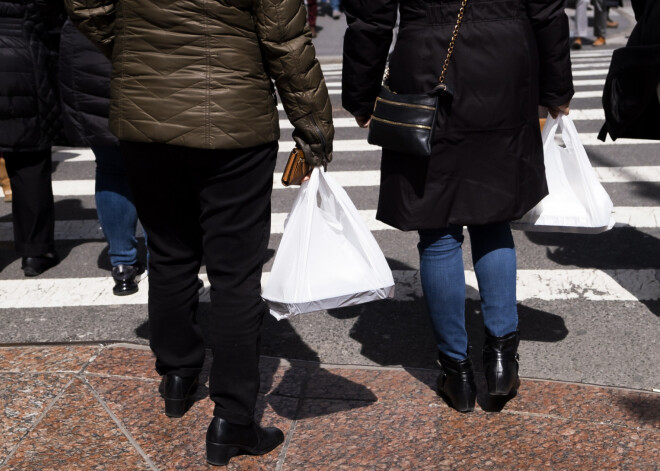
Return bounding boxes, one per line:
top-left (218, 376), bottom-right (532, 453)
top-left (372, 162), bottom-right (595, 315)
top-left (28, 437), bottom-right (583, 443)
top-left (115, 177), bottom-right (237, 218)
top-left (355, 115), bottom-right (371, 128)
top-left (548, 102), bottom-right (571, 119)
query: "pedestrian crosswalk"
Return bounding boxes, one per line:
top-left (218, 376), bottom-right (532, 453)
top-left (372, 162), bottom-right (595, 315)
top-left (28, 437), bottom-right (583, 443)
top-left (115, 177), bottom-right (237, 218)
top-left (1, 45), bottom-right (660, 315)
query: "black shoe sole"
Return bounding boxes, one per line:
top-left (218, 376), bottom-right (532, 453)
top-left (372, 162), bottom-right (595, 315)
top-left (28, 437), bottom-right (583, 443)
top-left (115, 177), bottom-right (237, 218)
top-left (206, 439), bottom-right (282, 466)
top-left (113, 286), bottom-right (139, 296)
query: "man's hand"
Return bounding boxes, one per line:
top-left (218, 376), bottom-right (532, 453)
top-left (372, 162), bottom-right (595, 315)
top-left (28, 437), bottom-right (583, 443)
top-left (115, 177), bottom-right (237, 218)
top-left (548, 103), bottom-right (571, 119)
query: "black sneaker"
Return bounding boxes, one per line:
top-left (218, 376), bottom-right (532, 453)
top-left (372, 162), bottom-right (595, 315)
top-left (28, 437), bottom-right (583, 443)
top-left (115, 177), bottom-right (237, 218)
top-left (111, 264), bottom-right (146, 296)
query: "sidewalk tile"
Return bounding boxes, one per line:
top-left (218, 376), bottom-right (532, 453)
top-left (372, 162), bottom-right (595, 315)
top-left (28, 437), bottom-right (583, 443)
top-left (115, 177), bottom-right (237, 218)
top-left (85, 345), bottom-right (158, 380)
top-left (87, 375), bottom-right (296, 470)
top-left (3, 377), bottom-right (151, 471)
top-left (508, 379), bottom-right (660, 430)
top-left (283, 398), bottom-right (659, 470)
top-left (0, 374), bottom-right (71, 463)
top-left (303, 367), bottom-right (436, 403)
top-left (0, 345), bottom-right (101, 373)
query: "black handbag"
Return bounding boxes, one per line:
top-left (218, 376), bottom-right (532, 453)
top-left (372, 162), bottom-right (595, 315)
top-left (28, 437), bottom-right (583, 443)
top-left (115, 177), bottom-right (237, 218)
top-left (368, 0), bottom-right (468, 156)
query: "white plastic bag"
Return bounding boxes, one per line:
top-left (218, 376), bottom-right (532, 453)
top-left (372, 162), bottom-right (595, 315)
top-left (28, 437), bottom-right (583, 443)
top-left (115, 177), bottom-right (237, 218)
top-left (511, 114), bottom-right (615, 233)
top-left (262, 167), bottom-right (395, 319)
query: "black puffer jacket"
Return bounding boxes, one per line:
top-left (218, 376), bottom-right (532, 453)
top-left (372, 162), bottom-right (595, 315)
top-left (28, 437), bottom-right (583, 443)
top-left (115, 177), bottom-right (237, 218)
top-left (58, 18), bottom-right (116, 147)
top-left (600, 0), bottom-right (660, 141)
top-left (0, 0), bottom-right (66, 152)
top-left (343, 0), bottom-right (573, 230)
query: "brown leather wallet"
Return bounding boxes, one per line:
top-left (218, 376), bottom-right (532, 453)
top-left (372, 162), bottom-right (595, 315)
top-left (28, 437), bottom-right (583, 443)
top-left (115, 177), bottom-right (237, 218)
top-left (281, 148), bottom-right (309, 186)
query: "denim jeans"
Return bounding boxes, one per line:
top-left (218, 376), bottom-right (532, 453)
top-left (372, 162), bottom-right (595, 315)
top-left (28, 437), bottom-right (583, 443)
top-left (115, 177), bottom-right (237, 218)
top-left (330, 0), bottom-right (340, 11)
top-left (418, 222), bottom-right (518, 361)
top-left (92, 146), bottom-right (139, 267)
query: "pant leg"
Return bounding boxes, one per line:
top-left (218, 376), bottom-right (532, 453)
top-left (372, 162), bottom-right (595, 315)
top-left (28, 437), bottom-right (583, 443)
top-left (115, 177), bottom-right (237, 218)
top-left (467, 222), bottom-right (518, 337)
top-left (593, 0), bottom-right (607, 38)
top-left (192, 142), bottom-right (278, 425)
top-left (307, 0), bottom-right (317, 27)
top-left (418, 226), bottom-right (469, 361)
top-left (93, 146), bottom-right (139, 267)
top-left (330, 0), bottom-right (340, 11)
top-left (2, 149), bottom-right (55, 257)
top-left (121, 141), bottom-right (205, 379)
top-left (575, 0), bottom-right (589, 38)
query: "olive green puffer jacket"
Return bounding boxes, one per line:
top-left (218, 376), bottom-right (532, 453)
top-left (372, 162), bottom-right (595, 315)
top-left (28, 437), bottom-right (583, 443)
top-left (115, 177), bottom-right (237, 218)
top-left (64, 0), bottom-right (333, 166)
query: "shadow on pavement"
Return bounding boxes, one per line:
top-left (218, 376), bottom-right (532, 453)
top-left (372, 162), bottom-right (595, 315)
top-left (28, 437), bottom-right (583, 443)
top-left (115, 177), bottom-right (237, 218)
top-left (526, 227), bottom-right (660, 317)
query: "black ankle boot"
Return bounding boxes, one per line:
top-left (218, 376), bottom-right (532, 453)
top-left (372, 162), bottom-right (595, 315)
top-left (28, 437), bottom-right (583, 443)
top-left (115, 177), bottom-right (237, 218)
top-left (483, 330), bottom-right (520, 396)
top-left (437, 352), bottom-right (476, 413)
top-left (206, 417), bottom-right (284, 466)
top-left (158, 374), bottom-right (199, 418)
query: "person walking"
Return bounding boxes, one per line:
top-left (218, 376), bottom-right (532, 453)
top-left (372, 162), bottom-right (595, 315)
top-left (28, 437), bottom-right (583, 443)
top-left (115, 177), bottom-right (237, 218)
top-left (65, 0), bottom-right (333, 466)
top-left (591, 0), bottom-right (609, 47)
top-left (571, 0), bottom-right (589, 49)
top-left (342, 0), bottom-right (573, 412)
top-left (307, 0), bottom-right (319, 37)
top-left (0, 0), bottom-right (65, 277)
top-left (572, 0), bottom-right (613, 49)
top-left (58, 18), bottom-right (145, 296)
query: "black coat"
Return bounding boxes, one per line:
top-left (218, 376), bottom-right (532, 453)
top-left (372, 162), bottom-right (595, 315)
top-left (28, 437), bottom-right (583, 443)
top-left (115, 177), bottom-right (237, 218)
top-left (0, 0), bottom-right (66, 152)
top-left (342, 0), bottom-right (574, 230)
top-left (600, 0), bottom-right (660, 142)
top-left (58, 19), bottom-right (116, 147)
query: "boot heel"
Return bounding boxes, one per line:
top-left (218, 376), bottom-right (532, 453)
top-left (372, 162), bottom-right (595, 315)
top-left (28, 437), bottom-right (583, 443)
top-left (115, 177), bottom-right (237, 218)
top-left (164, 398), bottom-right (188, 418)
top-left (206, 442), bottom-right (240, 466)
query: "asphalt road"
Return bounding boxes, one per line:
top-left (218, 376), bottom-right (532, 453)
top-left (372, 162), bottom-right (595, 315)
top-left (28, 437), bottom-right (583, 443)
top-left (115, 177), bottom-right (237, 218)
top-left (0, 3), bottom-right (658, 393)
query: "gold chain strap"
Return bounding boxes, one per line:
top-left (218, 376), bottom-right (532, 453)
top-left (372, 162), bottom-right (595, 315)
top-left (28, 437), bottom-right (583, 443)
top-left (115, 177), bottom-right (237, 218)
top-left (438, 0), bottom-right (468, 84)
top-left (381, 0), bottom-right (468, 87)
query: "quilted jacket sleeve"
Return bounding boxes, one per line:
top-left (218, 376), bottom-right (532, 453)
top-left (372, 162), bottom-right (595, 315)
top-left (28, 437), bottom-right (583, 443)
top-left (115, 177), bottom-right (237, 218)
top-left (63, 0), bottom-right (116, 59)
top-left (526, 0), bottom-right (574, 107)
top-left (254, 0), bottom-right (334, 166)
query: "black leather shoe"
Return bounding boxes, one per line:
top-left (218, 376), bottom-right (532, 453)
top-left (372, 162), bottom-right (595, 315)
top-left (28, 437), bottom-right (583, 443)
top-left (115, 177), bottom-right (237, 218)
top-left (437, 352), bottom-right (476, 413)
top-left (483, 330), bottom-right (520, 396)
top-left (112, 264), bottom-right (145, 296)
top-left (206, 418), bottom-right (284, 466)
top-left (21, 253), bottom-right (59, 277)
top-left (158, 374), bottom-right (199, 418)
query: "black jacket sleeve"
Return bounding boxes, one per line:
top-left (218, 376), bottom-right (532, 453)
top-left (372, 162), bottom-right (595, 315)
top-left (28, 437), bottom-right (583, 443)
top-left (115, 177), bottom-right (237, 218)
top-left (526, 0), bottom-right (574, 107)
top-left (341, 0), bottom-right (398, 117)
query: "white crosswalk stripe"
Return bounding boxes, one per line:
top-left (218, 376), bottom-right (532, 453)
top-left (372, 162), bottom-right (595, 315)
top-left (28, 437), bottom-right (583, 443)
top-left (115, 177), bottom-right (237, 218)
top-left (46, 166), bottom-right (660, 197)
top-left (1, 267), bottom-right (658, 308)
top-left (2, 206), bottom-right (660, 244)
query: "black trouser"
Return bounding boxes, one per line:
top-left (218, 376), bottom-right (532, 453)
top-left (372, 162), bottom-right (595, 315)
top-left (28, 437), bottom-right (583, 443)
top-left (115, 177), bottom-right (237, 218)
top-left (2, 149), bottom-right (55, 257)
top-left (121, 140), bottom-right (277, 425)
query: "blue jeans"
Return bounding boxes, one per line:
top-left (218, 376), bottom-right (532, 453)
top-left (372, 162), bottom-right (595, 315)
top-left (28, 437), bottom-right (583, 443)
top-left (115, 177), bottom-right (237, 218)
top-left (92, 146), bottom-right (139, 267)
top-left (418, 222), bottom-right (518, 361)
top-left (330, 0), bottom-right (340, 11)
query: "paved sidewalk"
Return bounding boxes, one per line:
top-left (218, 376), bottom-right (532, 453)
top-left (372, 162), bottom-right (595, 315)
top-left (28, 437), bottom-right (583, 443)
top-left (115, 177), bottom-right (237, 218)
top-left (1, 344), bottom-right (658, 470)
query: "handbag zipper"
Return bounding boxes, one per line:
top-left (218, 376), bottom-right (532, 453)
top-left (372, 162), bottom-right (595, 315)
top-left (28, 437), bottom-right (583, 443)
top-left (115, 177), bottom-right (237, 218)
top-left (376, 97), bottom-right (436, 111)
top-left (371, 116), bottom-right (432, 130)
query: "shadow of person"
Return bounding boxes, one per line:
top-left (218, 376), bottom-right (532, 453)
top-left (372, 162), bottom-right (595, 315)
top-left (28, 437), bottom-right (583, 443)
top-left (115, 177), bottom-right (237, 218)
top-left (615, 393), bottom-right (660, 428)
top-left (136, 297), bottom-right (378, 421)
top-left (525, 226), bottom-right (660, 316)
top-left (321, 262), bottom-right (567, 412)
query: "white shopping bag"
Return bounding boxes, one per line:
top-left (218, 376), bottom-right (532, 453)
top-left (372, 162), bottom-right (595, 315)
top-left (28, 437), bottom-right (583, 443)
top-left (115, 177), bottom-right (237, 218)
top-left (511, 114), bottom-right (615, 233)
top-left (262, 167), bottom-right (395, 319)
